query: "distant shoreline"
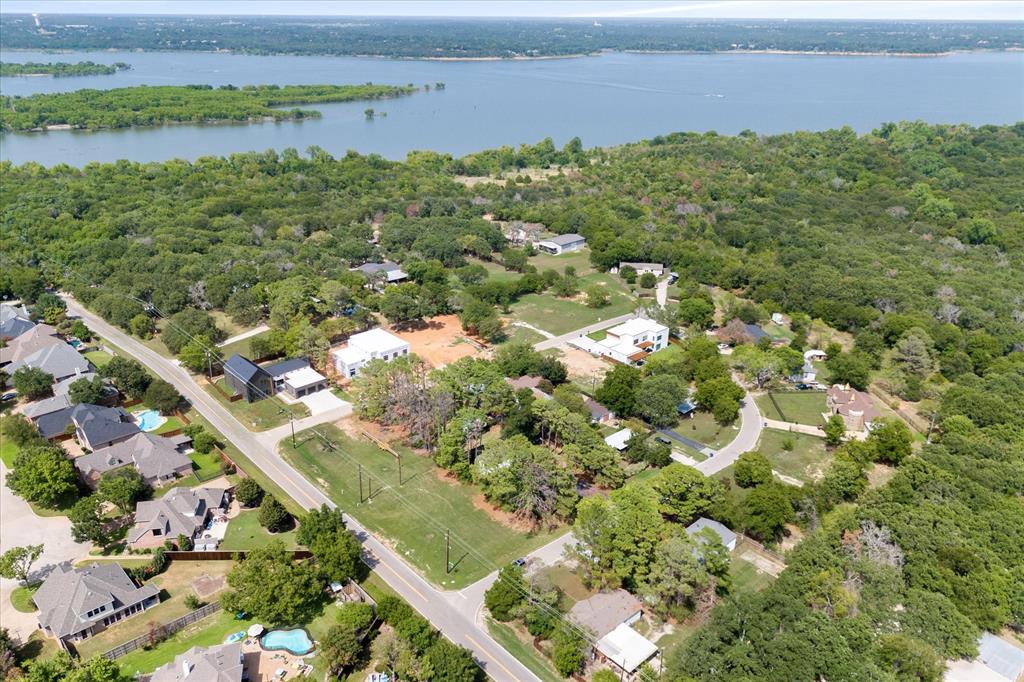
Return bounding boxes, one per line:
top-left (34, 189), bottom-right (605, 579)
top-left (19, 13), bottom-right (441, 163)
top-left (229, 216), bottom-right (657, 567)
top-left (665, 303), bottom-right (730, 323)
top-left (1, 46), bottom-right (1020, 62)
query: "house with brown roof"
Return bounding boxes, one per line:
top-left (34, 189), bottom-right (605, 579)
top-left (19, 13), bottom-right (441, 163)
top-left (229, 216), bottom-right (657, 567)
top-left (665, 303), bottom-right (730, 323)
top-left (0, 323), bottom-right (64, 368)
top-left (825, 384), bottom-right (880, 432)
top-left (34, 562), bottom-right (159, 643)
top-left (127, 487), bottom-right (228, 550)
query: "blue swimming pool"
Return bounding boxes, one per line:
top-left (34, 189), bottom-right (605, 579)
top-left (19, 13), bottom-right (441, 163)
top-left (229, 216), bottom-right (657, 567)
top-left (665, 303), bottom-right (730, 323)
top-left (133, 409), bottom-right (165, 432)
top-left (261, 628), bottom-right (314, 655)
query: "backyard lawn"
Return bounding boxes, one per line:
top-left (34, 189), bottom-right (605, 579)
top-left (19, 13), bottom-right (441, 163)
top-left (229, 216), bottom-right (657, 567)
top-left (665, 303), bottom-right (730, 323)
top-left (153, 416), bottom-right (184, 434)
top-left (203, 378), bottom-right (309, 431)
top-left (189, 450), bottom-right (224, 481)
top-left (281, 425), bottom-right (561, 588)
top-left (220, 510), bottom-right (299, 551)
top-left (757, 429), bottom-right (831, 483)
top-left (74, 561), bottom-right (235, 661)
top-left (498, 323), bottom-right (546, 346)
top-left (115, 610), bottom-right (256, 677)
top-left (216, 329), bottom-right (272, 363)
top-left (527, 249), bottom-right (596, 276)
top-left (754, 391), bottom-right (827, 426)
top-left (83, 349), bottom-right (114, 368)
top-left (731, 554), bottom-right (777, 595)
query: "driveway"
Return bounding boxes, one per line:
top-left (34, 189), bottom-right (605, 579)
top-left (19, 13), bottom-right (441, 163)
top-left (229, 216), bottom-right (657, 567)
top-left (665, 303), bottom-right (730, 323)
top-left (1, 462), bottom-right (92, 643)
top-left (298, 389), bottom-right (349, 416)
top-left (533, 312), bottom-right (638, 352)
top-left (695, 390), bottom-right (763, 475)
top-left (62, 296), bottom-right (539, 682)
top-left (656, 427), bottom-right (716, 457)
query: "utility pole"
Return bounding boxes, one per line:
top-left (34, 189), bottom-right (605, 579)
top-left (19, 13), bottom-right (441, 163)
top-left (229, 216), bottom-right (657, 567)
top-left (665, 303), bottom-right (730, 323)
top-left (206, 350), bottom-right (214, 381)
top-left (358, 464), bottom-right (364, 503)
top-left (397, 452), bottom-right (402, 486)
top-left (289, 414), bottom-right (296, 448)
top-left (445, 529), bottom-right (451, 573)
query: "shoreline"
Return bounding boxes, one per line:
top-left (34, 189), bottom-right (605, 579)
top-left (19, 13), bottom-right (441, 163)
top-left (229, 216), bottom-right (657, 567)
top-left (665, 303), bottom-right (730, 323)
top-left (1, 46), bottom-right (1019, 62)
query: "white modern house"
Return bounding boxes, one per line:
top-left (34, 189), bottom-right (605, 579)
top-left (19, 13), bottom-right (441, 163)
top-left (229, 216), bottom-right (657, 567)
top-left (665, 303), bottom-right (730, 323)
top-left (331, 328), bottom-right (410, 379)
top-left (535, 233), bottom-right (586, 255)
top-left (615, 262), bottom-right (665, 276)
top-left (595, 318), bottom-right (669, 365)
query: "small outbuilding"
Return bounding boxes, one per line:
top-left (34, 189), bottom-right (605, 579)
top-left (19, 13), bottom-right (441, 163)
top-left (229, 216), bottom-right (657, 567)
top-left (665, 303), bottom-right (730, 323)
top-left (535, 233), bottom-right (586, 255)
top-left (604, 428), bottom-right (633, 452)
top-left (686, 517), bottom-right (738, 552)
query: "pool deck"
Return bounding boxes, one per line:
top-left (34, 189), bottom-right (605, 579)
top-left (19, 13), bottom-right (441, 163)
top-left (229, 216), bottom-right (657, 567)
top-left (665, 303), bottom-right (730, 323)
top-left (132, 408), bottom-right (168, 432)
top-left (240, 638), bottom-right (313, 680)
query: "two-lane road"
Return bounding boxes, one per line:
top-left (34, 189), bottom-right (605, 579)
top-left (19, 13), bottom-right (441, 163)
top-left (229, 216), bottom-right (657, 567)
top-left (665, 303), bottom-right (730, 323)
top-left (63, 297), bottom-right (539, 682)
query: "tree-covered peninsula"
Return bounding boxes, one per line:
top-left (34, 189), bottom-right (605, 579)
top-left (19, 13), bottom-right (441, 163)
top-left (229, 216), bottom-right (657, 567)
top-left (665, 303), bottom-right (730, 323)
top-left (0, 60), bottom-right (130, 77)
top-left (0, 82), bottom-right (417, 132)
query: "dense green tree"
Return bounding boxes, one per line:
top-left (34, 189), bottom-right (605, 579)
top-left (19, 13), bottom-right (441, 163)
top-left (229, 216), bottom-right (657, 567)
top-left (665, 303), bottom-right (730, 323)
top-left (320, 624), bottom-right (362, 676)
top-left (484, 564), bottom-right (527, 621)
top-left (97, 468), bottom-right (148, 513)
top-left (98, 356), bottom-right (151, 399)
top-left (161, 308), bottom-right (225, 355)
top-left (595, 364), bottom-right (641, 417)
top-left (68, 496), bottom-right (110, 545)
top-left (636, 374), bottom-right (688, 427)
top-left (6, 445), bottom-right (78, 509)
top-left (652, 463), bottom-right (725, 522)
top-left (551, 622), bottom-right (589, 677)
top-left (222, 541), bottom-right (322, 624)
top-left (740, 482), bottom-right (794, 542)
top-left (258, 495), bottom-right (293, 533)
top-left (11, 367), bottom-right (53, 400)
top-left (234, 478), bottom-right (264, 507)
top-left (824, 413), bottom-right (846, 446)
top-left (0, 544), bottom-right (43, 583)
top-left (144, 379), bottom-right (182, 414)
top-left (869, 418), bottom-right (913, 465)
top-left (67, 376), bottom-right (107, 405)
top-left (734, 451), bottom-right (773, 488)
top-left (423, 639), bottom-right (480, 682)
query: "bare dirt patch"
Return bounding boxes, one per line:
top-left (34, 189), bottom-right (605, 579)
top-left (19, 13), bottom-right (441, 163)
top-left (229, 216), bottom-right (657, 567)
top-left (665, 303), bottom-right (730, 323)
top-left (558, 346), bottom-right (612, 387)
top-left (390, 315), bottom-right (482, 368)
top-left (191, 574), bottom-right (227, 599)
top-left (778, 523), bottom-right (805, 553)
top-left (867, 462), bottom-right (897, 489)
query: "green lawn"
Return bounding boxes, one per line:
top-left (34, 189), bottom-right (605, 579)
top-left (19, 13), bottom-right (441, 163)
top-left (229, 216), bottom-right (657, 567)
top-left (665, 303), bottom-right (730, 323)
top-left (509, 286), bottom-right (635, 336)
top-left (182, 410), bottom-right (305, 517)
top-left (656, 622), bottom-right (699, 661)
top-left (16, 630), bottom-right (62, 664)
top-left (75, 561), bottom-right (235, 660)
top-left (153, 415), bottom-right (184, 434)
top-left (675, 410), bottom-right (738, 450)
top-left (754, 391), bottom-right (826, 426)
top-left (116, 610), bottom-right (256, 677)
top-left (10, 583), bottom-right (39, 612)
top-left (281, 425), bottom-right (561, 588)
top-left (83, 349), bottom-right (114, 368)
top-left (203, 378), bottom-right (309, 431)
top-left (731, 555), bottom-right (777, 595)
top-left (189, 450), bottom-right (224, 481)
top-left (466, 257), bottom-right (522, 283)
top-left (528, 249), bottom-right (596, 276)
top-left (488, 619), bottom-right (563, 682)
top-left (757, 429), bottom-right (831, 483)
top-left (498, 324), bottom-right (546, 346)
top-left (220, 509), bottom-right (299, 551)
top-left (586, 329), bottom-right (607, 341)
top-left (539, 564), bottom-right (594, 608)
top-left (216, 329), bottom-right (272, 363)
top-left (0, 428), bottom-right (19, 467)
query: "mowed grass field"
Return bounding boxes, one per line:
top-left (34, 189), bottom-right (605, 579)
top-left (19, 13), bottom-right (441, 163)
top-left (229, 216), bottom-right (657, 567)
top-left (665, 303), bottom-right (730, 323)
top-left (203, 378), bottom-right (308, 431)
top-left (755, 391), bottom-right (827, 426)
top-left (281, 425), bottom-right (561, 588)
top-left (219, 509), bottom-right (299, 550)
top-left (757, 429), bottom-right (831, 483)
top-left (509, 275), bottom-right (636, 336)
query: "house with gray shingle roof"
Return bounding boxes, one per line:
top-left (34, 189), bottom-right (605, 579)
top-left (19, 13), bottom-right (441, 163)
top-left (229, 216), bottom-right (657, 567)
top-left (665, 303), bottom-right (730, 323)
top-left (354, 261), bottom-right (408, 286)
top-left (0, 303), bottom-right (35, 340)
top-left (8, 343), bottom-right (93, 382)
top-left (34, 562), bottom-right (159, 643)
top-left (535, 233), bottom-right (586, 255)
top-left (33, 402), bottom-right (139, 449)
top-left (150, 643), bottom-right (245, 682)
top-left (128, 487), bottom-right (227, 550)
top-left (686, 517), bottom-right (738, 551)
top-left (75, 432), bottom-right (192, 487)
top-left (0, 323), bottom-right (63, 367)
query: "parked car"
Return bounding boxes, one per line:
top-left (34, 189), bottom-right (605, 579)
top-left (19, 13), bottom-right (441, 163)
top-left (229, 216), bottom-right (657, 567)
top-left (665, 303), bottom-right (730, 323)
top-left (512, 557), bottom-right (527, 568)
top-left (795, 383), bottom-right (811, 390)
top-left (1, 392), bottom-right (17, 401)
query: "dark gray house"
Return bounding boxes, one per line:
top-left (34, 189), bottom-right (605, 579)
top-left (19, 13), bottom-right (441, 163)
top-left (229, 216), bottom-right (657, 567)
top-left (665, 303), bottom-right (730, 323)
top-left (223, 354), bottom-right (272, 403)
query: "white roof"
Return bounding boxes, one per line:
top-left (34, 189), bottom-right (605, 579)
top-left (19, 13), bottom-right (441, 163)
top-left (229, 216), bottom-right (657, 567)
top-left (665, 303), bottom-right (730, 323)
top-left (604, 428), bottom-right (633, 451)
top-left (805, 349), bottom-right (827, 359)
top-left (283, 366), bottom-right (327, 389)
top-left (332, 346), bottom-right (368, 365)
top-left (596, 624), bottom-right (658, 673)
top-left (598, 336), bottom-right (641, 356)
top-left (606, 318), bottom-right (667, 338)
top-left (349, 328), bottom-right (409, 353)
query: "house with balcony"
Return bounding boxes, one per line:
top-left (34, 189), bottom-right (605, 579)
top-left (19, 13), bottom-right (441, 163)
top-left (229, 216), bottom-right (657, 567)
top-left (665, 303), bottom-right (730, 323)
top-left (331, 328), bottom-right (410, 379)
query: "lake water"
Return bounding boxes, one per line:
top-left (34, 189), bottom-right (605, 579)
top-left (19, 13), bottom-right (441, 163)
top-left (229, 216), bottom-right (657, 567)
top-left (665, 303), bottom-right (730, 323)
top-left (1, 49), bottom-right (1022, 166)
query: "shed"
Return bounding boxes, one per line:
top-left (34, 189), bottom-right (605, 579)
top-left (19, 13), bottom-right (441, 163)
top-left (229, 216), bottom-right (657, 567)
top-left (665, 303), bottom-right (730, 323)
top-left (604, 428), bottom-right (633, 451)
top-left (596, 623), bottom-right (659, 674)
top-left (685, 517), bottom-right (738, 551)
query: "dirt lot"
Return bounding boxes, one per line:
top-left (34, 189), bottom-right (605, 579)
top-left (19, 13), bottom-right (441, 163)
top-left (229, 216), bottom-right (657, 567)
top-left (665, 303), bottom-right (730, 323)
top-left (557, 346), bottom-right (613, 387)
top-left (391, 315), bottom-right (482, 368)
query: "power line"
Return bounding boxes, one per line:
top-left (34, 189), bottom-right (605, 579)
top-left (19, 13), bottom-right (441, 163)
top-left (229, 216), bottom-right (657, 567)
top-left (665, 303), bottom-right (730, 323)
top-left (22, 249), bottom-right (671, 679)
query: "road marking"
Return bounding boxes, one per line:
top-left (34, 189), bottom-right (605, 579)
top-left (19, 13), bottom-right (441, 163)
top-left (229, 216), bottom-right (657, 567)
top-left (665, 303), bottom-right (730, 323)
top-left (372, 557), bottom-right (428, 602)
top-left (465, 635), bottom-right (519, 680)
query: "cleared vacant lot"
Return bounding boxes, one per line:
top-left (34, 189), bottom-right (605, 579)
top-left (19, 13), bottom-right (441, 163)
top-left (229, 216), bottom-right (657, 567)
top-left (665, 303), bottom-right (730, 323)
top-left (755, 391), bottom-right (827, 426)
top-left (281, 425), bottom-right (560, 588)
top-left (757, 429), bottom-right (831, 483)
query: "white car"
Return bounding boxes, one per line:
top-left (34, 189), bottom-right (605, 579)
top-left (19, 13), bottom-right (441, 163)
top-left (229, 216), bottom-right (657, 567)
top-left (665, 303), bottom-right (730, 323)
top-left (717, 342), bottom-right (731, 350)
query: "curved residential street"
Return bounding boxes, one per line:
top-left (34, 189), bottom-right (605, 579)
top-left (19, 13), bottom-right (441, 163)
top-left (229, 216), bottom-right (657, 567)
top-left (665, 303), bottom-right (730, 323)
top-left (695, 387), bottom-right (763, 475)
top-left (0, 462), bottom-right (92, 643)
top-left (61, 296), bottom-right (540, 682)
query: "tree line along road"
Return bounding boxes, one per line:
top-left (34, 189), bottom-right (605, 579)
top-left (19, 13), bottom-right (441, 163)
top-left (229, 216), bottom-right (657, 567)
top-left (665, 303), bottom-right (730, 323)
top-left (62, 295), bottom-right (539, 682)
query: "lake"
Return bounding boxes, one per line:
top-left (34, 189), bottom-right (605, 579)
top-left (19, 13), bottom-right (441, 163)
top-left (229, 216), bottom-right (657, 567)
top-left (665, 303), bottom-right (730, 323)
top-left (1, 49), bottom-right (1022, 166)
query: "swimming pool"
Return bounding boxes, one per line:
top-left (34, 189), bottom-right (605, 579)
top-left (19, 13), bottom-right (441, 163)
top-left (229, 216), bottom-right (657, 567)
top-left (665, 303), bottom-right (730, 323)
top-left (133, 409), bottom-right (166, 432)
top-left (260, 628), bottom-right (314, 655)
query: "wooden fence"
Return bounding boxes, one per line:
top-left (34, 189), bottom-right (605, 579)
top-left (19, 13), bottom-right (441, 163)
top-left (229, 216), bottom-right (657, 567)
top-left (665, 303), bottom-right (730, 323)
top-left (161, 550), bottom-right (312, 561)
top-left (867, 385), bottom-right (930, 435)
top-left (99, 602), bottom-right (222, 661)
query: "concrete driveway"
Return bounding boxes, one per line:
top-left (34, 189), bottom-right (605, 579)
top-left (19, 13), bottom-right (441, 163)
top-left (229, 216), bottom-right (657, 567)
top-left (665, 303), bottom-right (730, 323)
top-left (1, 462), bottom-right (92, 643)
top-left (298, 389), bottom-right (349, 416)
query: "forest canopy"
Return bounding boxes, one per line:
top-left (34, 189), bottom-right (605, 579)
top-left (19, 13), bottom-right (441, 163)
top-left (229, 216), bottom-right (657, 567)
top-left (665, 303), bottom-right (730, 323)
top-left (1, 15), bottom-right (1021, 57)
top-left (0, 60), bottom-right (130, 77)
top-left (0, 82), bottom-right (417, 131)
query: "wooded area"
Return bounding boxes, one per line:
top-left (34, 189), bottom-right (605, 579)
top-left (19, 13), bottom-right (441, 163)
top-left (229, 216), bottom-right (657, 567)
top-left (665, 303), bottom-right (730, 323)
top-left (0, 83), bottom-right (417, 131)
top-left (0, 60), bottom-right (130, 77)
top-left (1, 15), bottom-right (1021, 57)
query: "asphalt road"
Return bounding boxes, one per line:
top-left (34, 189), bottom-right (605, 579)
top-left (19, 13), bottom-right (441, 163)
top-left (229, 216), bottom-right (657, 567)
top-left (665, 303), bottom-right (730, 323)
top-left (695, 388), bottom-right (763, 475)
top-left (64, 297), bottom-right (539, 682)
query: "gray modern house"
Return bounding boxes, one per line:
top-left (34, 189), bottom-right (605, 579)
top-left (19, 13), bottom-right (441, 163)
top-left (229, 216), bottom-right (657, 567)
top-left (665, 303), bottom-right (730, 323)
top-left (223, 354), bottom-right (273, 403)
